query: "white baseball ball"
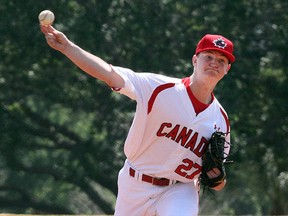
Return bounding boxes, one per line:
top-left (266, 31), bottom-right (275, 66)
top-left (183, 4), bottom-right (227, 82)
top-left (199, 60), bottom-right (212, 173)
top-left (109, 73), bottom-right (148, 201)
top-left (38, 10), bottom-right (55, 25)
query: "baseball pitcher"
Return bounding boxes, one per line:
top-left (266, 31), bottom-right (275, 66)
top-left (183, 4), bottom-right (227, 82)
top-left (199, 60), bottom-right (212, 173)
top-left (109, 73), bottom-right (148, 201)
top-left (41, 23), bottom-right (235, 215)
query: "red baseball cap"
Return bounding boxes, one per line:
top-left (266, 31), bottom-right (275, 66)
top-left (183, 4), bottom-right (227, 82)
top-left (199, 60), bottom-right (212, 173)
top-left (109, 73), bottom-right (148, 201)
top-left (195, 34), bottom-right (235, 63)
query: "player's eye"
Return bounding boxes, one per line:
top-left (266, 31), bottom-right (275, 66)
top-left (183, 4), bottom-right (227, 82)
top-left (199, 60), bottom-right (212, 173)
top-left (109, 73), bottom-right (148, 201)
top-left (205, 55), bottom-right (213, 61)
top-left (218, 59), bottom-right (225, 64)
top-left (218, 58), bottom-right (229, 66)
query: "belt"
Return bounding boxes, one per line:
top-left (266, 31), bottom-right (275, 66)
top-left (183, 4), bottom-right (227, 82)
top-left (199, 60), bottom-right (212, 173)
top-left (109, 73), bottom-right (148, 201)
top-left (129, 167), bottom-right (174, 186)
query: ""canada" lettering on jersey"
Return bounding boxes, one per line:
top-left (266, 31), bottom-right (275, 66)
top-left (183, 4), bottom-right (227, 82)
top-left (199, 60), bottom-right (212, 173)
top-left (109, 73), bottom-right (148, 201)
top-left (156, 122), bottom-right (208, 157)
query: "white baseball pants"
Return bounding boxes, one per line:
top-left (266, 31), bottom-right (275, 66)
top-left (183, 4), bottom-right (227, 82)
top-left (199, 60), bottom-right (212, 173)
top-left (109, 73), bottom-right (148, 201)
top-left (114, 160), bottom-right (199, 216)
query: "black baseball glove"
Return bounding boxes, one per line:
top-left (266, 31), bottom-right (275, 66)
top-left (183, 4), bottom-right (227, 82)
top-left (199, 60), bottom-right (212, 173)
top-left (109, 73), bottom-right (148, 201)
top-left (200, 131), bottom-right (228, 188)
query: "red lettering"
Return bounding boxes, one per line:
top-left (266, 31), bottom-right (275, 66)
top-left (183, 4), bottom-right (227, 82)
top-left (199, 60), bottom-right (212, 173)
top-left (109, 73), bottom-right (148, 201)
top-left (174, 158), bottom-right (194, 177)
top-left (166, 124), bottom-right (180, 141)
top-left (184, 132), bottom-right (198, 151)
top-left (156, 122), bottom-right (172, 137)
top-left (156, 123), bottom-right (209, 158)
top-left (194, 137), bottom-right (208, 157)
top-left (186, 162), bottom-right (202, 179)
top-left (175, 127), bottom-right (193, 146)
top-left (175, 158), bottom-right (202, 180)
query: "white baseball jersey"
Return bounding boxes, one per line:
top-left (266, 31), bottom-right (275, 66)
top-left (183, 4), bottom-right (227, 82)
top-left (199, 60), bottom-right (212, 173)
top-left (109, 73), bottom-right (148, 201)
top-left (112, 66), bottom-right (230, 183)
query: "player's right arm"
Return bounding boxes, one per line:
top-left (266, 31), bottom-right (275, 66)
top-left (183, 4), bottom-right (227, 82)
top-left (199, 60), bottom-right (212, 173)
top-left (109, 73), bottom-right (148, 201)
top-left (40, 25), bottom-right (124, 89)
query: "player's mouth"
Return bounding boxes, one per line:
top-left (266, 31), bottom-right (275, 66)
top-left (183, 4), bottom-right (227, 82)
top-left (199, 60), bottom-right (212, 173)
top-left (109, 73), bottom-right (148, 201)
top-left (205, 68), bottom-right (220, 74)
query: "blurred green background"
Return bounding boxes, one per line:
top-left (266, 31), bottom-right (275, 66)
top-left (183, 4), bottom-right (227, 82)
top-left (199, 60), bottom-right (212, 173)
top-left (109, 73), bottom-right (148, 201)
top-left (0, 0), bottom-right (287, 215)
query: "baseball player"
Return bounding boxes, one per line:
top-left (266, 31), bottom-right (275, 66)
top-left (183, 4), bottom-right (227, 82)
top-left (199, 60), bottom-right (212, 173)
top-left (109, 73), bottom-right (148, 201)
top-left (41, 24), bottom-right (235, 216)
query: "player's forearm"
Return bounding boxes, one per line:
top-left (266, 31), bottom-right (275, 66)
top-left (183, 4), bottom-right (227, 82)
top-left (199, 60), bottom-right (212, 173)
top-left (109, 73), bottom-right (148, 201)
top-left (62, 41), bottom-right (118, 86)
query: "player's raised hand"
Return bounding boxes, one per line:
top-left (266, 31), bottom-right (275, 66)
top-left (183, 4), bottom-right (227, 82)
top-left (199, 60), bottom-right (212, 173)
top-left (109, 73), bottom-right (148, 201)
top-left (40, 25), bottom-right (69, 53)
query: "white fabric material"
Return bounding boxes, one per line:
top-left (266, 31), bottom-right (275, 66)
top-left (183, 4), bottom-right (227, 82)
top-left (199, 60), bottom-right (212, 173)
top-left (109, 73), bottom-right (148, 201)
top-left (114, 160), bottom-right (199, 216)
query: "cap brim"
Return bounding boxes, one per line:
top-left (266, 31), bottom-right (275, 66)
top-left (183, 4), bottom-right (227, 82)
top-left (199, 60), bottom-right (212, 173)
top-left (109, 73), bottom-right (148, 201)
top-left (196, 48), bottom-right (235, 63)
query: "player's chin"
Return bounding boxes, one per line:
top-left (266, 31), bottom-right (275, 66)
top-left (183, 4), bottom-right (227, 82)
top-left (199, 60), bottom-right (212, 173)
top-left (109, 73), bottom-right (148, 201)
top-left (204, 71), bottom-right (223, 81)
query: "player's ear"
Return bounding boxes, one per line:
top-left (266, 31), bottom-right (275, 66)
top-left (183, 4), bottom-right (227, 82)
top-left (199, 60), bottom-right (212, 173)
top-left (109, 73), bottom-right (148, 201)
top-left (192, 55), bottom-right (197, 66)
top-left (225, 64), bottom-right (231, 75)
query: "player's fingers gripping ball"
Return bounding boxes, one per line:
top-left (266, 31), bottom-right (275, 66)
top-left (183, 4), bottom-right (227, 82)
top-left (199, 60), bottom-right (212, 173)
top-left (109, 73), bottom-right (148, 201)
top-left (39, 10), bottom-right (55, 25)
top-left (200, 131), bottom-right (227, 188)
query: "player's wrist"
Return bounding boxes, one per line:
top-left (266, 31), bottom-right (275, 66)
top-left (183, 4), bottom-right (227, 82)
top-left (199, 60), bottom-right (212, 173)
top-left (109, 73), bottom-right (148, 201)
top-left (62, 40), bottom-right (77, 56)
top-left (211, 179), bottom-right (226, 191)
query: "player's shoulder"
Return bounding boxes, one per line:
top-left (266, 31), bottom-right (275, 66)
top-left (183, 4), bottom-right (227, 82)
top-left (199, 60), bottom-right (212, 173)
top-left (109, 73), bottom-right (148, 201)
top-left (140, 72), bottom-right (181, 84)
top-left (113, 66), bottom-right (181, 83)
top-left (213, 97), bottom-right (230, 126)
top-left (213, 96), bottom-right (226, 109)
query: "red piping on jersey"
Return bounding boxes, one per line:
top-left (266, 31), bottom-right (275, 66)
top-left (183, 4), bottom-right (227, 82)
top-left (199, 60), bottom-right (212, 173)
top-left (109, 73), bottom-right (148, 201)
top-left (220, 108), bottom-right (230, 135)
top-left (147, 83), bottom-right (176, 114)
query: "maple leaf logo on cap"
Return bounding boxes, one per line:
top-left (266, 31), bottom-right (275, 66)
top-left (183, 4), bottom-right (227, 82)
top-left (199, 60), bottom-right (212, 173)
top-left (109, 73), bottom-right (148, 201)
top-left (213, 38), bottom-right (227, 49)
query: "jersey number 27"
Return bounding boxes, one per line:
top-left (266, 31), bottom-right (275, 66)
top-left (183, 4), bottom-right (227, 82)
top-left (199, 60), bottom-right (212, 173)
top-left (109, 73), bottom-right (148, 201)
top-left (174, 158), bottom-right (202, 180)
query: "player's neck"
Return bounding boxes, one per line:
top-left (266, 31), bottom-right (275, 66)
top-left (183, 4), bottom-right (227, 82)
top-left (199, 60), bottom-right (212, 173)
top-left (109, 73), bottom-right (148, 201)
top-left (189, 75), bottom-right (215, 104)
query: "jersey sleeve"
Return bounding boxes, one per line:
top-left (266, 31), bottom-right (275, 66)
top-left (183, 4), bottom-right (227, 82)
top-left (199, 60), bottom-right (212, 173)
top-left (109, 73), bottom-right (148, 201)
top-left (111, 66), bottom-right (181, 103)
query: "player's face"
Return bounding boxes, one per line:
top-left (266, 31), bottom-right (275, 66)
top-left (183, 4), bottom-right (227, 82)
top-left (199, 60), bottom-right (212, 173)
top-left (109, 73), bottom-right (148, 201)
top-left (193, 50), bottom-right (231, 80)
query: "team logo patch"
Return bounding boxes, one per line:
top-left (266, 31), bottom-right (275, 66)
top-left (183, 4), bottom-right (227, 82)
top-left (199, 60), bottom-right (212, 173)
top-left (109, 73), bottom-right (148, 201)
top-left (213, 37), bottom-right (227, 49)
